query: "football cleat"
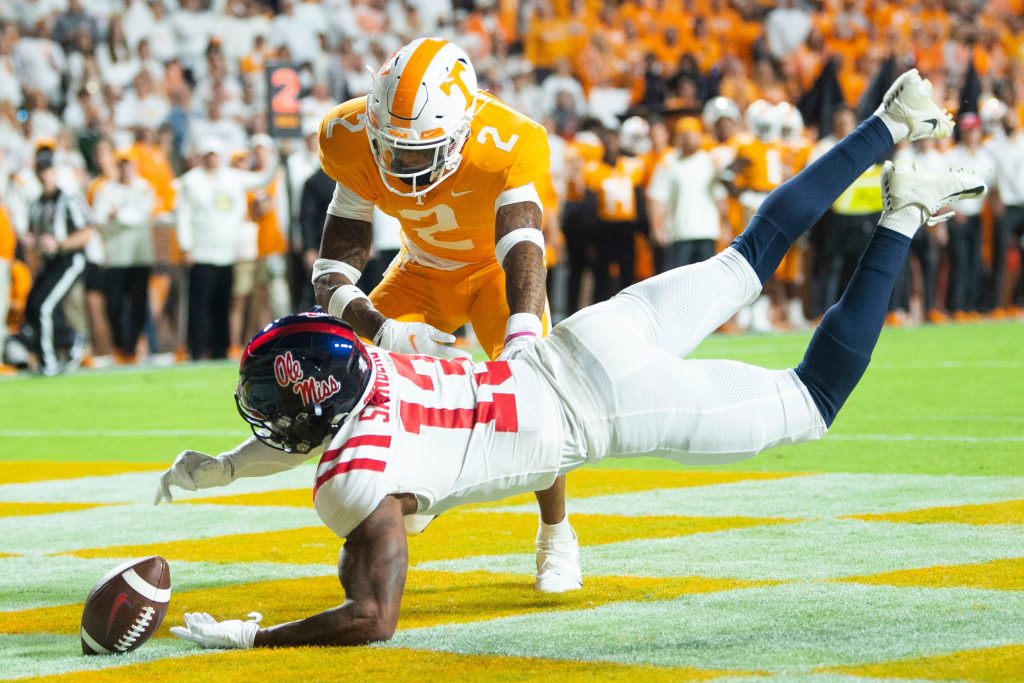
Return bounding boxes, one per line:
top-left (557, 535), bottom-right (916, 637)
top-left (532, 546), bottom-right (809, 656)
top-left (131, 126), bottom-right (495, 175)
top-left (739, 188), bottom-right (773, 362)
top-left (535, 529), bottom-right (583, 593)
top-left (880, 69), bottom-right (954, 142)
top-left (881, 160), bottom-right (987, 226)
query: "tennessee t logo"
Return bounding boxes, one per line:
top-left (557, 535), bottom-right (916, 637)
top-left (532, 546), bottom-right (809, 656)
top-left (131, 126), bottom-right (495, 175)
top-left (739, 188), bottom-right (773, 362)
top-left (440, 61), bottom-right (472, 105)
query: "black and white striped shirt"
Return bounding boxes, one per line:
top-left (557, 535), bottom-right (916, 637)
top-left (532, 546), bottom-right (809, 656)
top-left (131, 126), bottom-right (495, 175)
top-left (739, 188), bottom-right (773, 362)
top-left (29, 190), bottom-right (94, 245)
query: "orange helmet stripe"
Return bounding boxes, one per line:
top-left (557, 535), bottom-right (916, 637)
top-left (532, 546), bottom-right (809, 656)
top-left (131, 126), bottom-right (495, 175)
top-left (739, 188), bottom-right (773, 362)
top-left (390, 38), bottom-right (447, 127)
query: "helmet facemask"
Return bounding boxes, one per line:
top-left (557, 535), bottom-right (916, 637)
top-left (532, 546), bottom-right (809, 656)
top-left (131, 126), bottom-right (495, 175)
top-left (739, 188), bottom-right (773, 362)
top-left (366, 112), bottom-right (471, 198)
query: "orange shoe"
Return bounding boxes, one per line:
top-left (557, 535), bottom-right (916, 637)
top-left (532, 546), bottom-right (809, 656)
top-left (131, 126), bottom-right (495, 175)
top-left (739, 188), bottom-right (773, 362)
top-left (174, 346), bottom-right (189, 363)
top-left (926, 309), bottom-right (948, 324)
top-left (885, 311), bottom-right (904, 327)
top-left (0, 363), bottom-right (17, 376)
top-left (968, 311), bottom-right (984, 321)
top-left (228, 345), bottom-right (243, 360)
top-left (952, 311), bottom-right (972, 323)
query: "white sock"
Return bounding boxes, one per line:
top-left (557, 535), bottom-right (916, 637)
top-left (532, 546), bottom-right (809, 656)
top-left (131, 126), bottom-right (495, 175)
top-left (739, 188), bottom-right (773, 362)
top-left (879, 206), bottom-right (924, 239)
top-left (874, 110), bottom-right (910, 145)
top-left (537, 514), bottom-right (573, 543)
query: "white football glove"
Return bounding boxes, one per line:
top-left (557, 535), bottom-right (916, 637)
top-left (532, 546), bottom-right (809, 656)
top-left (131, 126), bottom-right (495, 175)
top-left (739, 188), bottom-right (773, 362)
top-left (497, 335), bottom-right (537, 360)
top-left (373, 319), bottom-right (471, 360)
top-left (171, 612), bottom-right (262, 649)
top-left (154, 450), bottom-right (234, 505)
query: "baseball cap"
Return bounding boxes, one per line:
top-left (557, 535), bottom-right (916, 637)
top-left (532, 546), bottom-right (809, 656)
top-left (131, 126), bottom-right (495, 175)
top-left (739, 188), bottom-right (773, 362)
top-left (195, 137), bottom-right (224, 156)
top-left (35, 145), bottom-right (55, 171)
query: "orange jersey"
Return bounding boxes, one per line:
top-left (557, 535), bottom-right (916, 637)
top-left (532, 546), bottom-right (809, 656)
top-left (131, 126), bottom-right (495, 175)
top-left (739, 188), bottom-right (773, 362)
top-left (0, 204), bottom-right (15, 261)
top-left (583, 156), bottom-right (645, 222)
top-left (252, 173), bottom-right (287, 258)
top-left (735, 139), bottom-right (787, 193)
top-left (319, 92), bottom-right (551, 267)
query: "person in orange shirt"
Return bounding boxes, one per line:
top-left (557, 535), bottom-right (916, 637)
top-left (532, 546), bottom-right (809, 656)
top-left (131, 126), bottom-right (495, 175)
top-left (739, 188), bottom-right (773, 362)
top-left (250, 135), bottom-right (291, 324)
top-left (314, 38), bottom-right (580, 593)
top-left (582, 125), bottom-right (647, 302)
top-left (0, 201), bottom-right (16, 372)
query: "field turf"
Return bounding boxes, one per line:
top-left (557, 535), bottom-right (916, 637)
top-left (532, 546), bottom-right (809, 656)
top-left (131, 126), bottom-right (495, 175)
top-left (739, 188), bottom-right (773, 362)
top-left (0, 321), bottom-right (1021, 681)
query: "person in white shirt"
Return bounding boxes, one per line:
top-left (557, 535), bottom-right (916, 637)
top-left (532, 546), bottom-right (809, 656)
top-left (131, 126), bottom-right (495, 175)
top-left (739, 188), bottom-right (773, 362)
top-left (93, 150), bottom-right (155, 359)
top-left (943, 113), bottom-right (995, 317)
top-left (985, 109), bottom-right (1024, 313)
top-left (175, 137), bottom-right (276, 359)
top-left (648, 117), bottom-right (724, 269)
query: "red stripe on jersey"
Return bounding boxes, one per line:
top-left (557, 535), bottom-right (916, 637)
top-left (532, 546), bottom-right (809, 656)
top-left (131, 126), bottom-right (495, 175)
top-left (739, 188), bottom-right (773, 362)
top-left (242, 322), bottom-right (359, 363)
top-left (474, 361), bottom-right (512, 386)
top-left (399, 393), bottom-right (518, 434)
top-left (313, 457), bottom-right (388, 497)
top-left (320, 434), bottom-right (392, 462)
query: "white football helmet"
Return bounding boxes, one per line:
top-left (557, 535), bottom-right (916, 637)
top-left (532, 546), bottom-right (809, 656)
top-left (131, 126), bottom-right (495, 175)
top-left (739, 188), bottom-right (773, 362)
top-left (746, 100), bottom-right (780, 142)
top-left (775, 102), bottom-right (804, 142)
top-left (702, 96), bottom-right (741, 128)
top-left (366, 38), bottom-right (478, 198)
top-left (619, 115), bottom-right (651, 156)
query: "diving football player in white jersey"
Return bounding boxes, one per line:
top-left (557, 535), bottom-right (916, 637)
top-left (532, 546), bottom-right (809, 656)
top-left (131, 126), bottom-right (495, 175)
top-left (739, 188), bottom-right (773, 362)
top-left (158, 70), bottom-right (986, 649)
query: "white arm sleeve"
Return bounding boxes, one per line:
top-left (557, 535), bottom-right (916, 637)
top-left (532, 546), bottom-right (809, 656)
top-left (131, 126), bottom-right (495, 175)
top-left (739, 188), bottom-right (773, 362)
top-left (221, 436), bottom-right (322, 479)
top-left (327, 182), bottom-right (374, 222)
top-left (495, 183), bottom-right (543, 212)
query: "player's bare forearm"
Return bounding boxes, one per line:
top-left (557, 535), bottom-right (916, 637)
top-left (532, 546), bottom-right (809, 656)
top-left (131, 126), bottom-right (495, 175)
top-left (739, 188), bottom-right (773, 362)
top-left (314, 214), bottom-right (386, 339)
top-left (496, 201), bottom-right (546, 317)
top-left (253, 496), bottom-right (409, 647)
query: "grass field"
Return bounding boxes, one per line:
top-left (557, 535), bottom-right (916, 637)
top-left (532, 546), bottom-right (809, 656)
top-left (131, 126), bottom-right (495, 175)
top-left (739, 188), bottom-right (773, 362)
top-left (1, 321), bottom-right (1022, 681)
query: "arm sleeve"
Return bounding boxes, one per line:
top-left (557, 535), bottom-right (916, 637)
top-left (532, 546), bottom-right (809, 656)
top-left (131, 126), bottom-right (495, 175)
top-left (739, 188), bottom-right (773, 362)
top-left (313, 463), bottom-right (389, 539)
top-left (222, 436), bottom-right (321, 479)
top-left (327, 182), bottom-right (374, 221)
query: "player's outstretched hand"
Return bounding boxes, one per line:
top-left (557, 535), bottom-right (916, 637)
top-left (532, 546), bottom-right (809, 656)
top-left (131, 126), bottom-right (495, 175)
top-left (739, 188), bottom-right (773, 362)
top-left (154, 450), bottom-right (234, 505)
top-left (374, 319), bottom-right (472, 360)
top-left (171, 612), bottom-right (262, 649)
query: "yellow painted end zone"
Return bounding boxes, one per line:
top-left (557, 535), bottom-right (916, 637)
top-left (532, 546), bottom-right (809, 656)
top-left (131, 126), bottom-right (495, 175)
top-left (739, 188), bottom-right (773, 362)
top-left (0, 461), bottom-right (163, 485)
top-left (824, 643), bottom-right (1024, 682)
top-left (835, 557), bottom-right (1024, 591)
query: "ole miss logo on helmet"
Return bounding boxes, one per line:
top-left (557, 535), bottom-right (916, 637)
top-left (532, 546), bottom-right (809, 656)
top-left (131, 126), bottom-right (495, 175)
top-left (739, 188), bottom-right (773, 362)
top-left (274, 351), bottom-right (342, 405)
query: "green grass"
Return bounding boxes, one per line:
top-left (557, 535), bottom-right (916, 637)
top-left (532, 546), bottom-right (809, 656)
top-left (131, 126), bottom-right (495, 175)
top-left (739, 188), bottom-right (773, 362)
top-left (1, 322), bottom-right (1021, 474)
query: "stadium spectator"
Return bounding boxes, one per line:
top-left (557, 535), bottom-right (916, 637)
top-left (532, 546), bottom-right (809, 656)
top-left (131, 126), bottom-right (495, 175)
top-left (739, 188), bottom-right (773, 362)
top-left (93, 150), bottom-right (155, 361)
top-left (986, 109), bottom-right (1024, 314)
top-left (648, 117), bottom-right (724, 270)
top-left (944, 113), bottom-right (995, 320)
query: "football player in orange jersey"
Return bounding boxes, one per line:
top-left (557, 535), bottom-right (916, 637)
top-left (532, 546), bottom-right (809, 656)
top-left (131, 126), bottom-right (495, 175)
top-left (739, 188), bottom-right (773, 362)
top-left (312, 38), bottom-right (580, 593)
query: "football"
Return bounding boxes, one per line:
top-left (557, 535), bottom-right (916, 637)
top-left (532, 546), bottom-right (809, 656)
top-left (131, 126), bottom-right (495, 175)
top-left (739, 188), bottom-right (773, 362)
top-left (80, 556), bottom-right (171, 655)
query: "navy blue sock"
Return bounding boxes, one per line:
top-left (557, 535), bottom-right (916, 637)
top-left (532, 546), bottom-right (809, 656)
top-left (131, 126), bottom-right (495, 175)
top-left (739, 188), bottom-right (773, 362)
top-left (732, 116), bottom-right (893, 283)
top-left (795, 228), bottom-right (912, 426)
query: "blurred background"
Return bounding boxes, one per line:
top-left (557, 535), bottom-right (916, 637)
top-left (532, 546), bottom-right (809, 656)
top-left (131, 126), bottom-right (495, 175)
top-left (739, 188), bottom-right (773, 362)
top-left (1, 0), bottom-right (1023, 377)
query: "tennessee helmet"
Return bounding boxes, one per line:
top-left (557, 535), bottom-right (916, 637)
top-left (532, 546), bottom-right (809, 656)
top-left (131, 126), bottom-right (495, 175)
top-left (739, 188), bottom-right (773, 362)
top-left (746, 100), bottom-right (780, 142)
top-left (702, 96), bottom-right (741, 128)
top-left (235, 313), bottom-right (372, 453)
top-left (619, 115), bottom-right (651, 156)
top-left (366, 38), bottom-right (478, 198)
top-left (775, 102), bottom-right (804, 142)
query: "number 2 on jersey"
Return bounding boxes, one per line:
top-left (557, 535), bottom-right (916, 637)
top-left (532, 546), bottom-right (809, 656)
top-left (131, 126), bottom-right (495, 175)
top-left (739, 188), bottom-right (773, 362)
top-left (392, 356), bottom-right (519, 433)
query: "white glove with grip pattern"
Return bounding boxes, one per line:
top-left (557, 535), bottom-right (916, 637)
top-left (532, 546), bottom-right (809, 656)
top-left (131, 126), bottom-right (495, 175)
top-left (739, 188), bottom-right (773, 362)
top-left (154, 450), bottom-right (234, 505)
top-left (373, 319), bottom-right (471, 360)
top-left (171, 612), bottom-right (262, 649)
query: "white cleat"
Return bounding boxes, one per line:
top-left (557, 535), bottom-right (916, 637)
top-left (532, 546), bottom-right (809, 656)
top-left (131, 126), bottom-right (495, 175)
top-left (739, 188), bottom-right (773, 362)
top-left (881, 160), bottom-right (987, 226)
top-left (535, 529), bottom-right (583, 593)
top-left (881, 69), bottom-right (954, 142)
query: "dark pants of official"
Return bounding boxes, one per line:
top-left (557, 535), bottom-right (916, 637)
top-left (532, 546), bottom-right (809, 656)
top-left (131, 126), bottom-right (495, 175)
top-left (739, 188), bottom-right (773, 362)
top-left (991, 205), bottom-right (1024, 310)
top-left (188, 263), bottom-right (232, 359)
top-left (105, 266), bottom-right (151, 355)
top-left (890, 226), bottom-right (938, 313)
top-left (23, 253), bottom-right (86, 372)
top-left (810, 211), bottom-right (877, 317)
top-left (592, 222), bottom-right (636, 304)
top-left (666, 239), bottom-right (716, 270)
top-left (947, 215), bottom-right (982, 312)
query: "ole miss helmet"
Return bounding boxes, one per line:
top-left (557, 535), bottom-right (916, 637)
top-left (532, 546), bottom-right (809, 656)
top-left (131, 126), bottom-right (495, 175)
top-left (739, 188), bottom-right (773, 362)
top-left (235, 313), bottom-right (372, 453)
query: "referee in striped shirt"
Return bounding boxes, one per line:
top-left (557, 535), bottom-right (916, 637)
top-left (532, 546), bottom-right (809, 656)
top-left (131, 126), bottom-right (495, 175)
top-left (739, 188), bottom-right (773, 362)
top-left (21, 144), bottom-right (97, 376)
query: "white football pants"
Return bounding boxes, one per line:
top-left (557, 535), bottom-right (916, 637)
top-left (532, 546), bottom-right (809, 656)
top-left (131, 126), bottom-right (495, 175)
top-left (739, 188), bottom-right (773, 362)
top-left (527, 248), bottom-right (827, 470)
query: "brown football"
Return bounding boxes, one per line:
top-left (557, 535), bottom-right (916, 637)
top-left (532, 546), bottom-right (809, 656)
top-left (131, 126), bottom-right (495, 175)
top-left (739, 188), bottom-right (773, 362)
top-left (80, 556), bottom-right (171, 655)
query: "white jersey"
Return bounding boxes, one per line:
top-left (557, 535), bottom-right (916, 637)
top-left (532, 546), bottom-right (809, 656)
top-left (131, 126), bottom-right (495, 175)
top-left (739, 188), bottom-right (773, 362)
top-left (313, 347), bottom-right (565, 539)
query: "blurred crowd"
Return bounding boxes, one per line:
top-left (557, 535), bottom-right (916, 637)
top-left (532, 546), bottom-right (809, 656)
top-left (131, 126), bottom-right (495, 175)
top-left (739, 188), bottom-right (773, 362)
top-left (1, 0), bottom-right (1023, 375)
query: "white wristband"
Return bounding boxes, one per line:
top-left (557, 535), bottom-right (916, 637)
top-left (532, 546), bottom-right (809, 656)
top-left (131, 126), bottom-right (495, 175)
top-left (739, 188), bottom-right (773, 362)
top-left (504, 312), bottom-right (543, 343)
top-left (495, 228), bottom-right (545, 268)
top-left (328, 284), bottom-right (370, 318)
top-left (312, 258), bottom-right (362, 286)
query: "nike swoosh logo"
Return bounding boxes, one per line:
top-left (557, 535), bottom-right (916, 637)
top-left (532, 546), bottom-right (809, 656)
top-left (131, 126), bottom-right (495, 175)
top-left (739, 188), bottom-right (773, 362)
top-left (408, 335), bottom-right (420, 353)
top-left (451, 189), bottom-right (473, 197)
top-left (941, 186), bottom-right (985, 202)
top-left (107, 592), bottom-right (132, 637)
top-left (924, 118), bottom-right (938, 131)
